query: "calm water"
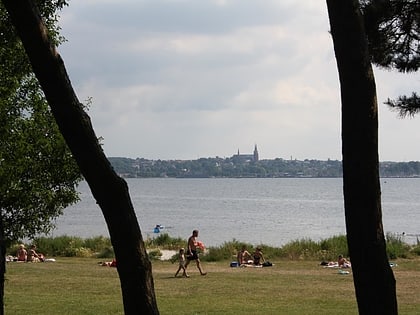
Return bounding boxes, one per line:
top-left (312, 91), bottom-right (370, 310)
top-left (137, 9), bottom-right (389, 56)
top-left (53, 178), bottom-right (420, 247)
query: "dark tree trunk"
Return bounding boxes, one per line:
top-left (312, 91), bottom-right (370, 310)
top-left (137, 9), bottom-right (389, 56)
top-left (327, 1), bottom-right (397, 314)
top-left (1, 1), bottom-right (159, 314)
top-left (0, 213), bottom-right (5, 315)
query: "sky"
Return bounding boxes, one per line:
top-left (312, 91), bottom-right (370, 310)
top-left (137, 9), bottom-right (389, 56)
top-left (57, 0), bottom-right (419, 161)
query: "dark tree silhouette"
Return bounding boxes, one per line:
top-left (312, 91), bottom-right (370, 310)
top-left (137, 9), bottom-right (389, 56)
top-left (386, 92), bottom-right (420, 117)
top-left (1, 2), bottom-right (82, 314)
top-left (1, 0), bottom-right (159, 314)
top-left (362, 0), bottom-right (419, 117)
top-left (327, 0), bottom-right (397, 314)
top-left (362, 0), bottom-right (419, 72)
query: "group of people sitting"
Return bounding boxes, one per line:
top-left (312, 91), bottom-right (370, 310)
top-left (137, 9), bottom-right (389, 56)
top-left (237, 246), bottom-right (266, 266)
top-left (16, 244), bottom-right (45, 262)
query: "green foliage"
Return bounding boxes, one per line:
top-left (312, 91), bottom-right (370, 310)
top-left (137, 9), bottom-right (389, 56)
top-left (319, 235), bottom-right (349, 260)
top-left (361, 0), bottom-right (419, 118)
top-left (0, 1), bottom-right (81, 243)
top-left (280, 238), bottom-right (321, 260)
top-left (410, 245), bottom-right (420, 256)
top-left (386, 92), bottom-right (420, 118)
top-left (96, 246), bottom-right (115, 259)
top-left (362, 0), bottom-right (419, 73)
top-left (6, 233), bottom-right (417, 261)
top-left (9, 236), bottom-right (114, 258)
top-left (108, 157), bottom-right (420, 178)
top-left (147, 249), bottom-right (162, 261)
top-left (33, 235), bottom-right (85, 257)
top-left (145, 233), bottom-right (185, 250)
top-left (386, 232), bottom-right (412, 259)
top-left (201, 240), bottom-right (252, 262)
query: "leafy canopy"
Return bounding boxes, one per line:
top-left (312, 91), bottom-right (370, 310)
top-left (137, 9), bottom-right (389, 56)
top-left (361, 0), bottom-right (419, 116)
top-left (0, 0), bottom-right (82, 242)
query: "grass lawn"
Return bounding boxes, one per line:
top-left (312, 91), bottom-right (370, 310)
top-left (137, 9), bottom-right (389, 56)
top-left (5, 257), bottom-right (420, 314)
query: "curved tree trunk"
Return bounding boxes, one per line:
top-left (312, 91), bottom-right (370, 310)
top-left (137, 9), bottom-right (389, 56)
top-left (327, 0), bottom-right (397, 314)
top-left (2, 1), bottom-right (159, 314)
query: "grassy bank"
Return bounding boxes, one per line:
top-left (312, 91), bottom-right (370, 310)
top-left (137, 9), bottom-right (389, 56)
top-left (8, 232), bottom-right (420, 262)
top-left (5, 257), bottom-right (420, 314)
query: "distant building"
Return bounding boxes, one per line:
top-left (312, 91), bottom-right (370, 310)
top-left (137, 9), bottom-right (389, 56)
top-left (231, 145), bottom-right (259, 163)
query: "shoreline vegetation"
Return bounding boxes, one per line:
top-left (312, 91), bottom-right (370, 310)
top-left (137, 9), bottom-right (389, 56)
top-left (5, 233), bottom-right (420, 314)
top-left (108, 157), bottom-right (420, 178)
top-left (8, 232), bottom-right (420, 262)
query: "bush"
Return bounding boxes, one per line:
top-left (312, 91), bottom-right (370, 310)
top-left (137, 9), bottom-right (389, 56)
top-left (145, 233), bottom-right (185, 249)
top-left (319, 235), bottom-right (348, 261)
top-left (201, 240), bottom-right (253, 262)
top-left (84, 236), bottom-right (113, 253)
top-left (33, 235), bottom-right (85, 257)
top-left (11, 235), bottom-right (115, 258)
top-left (148, 249), bottom-right (162, 260)
top-left (410, 245), bottom-right (420, 256)
top-left (96, 247), bottom-right (115, 259)
top-left (280, 238), bottom-right (321, 260)
top-left (386, 232), bottom-right (411, 259)
top-left (5, 233), bottom-right (415, 262)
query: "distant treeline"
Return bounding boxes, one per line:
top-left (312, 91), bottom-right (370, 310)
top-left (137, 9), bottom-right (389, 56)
top-left (108, 157), bottom-right (420, 178)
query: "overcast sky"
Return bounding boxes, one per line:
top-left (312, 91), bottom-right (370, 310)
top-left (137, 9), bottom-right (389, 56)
top-left (58, 0), bottom-right (419, 161)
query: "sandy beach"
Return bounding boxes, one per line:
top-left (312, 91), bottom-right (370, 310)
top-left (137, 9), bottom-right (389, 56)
top-left (156, 249), bottom-right (177, 260)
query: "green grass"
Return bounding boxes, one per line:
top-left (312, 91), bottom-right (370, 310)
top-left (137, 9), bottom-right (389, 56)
top-left (5, 257), bottom-right (420, 314)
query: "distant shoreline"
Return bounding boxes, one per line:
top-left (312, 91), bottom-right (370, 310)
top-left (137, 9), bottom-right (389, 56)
top-left (108, 157), bottom-right (420, 179)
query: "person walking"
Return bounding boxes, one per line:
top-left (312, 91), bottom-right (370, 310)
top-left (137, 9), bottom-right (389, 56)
top-left (174, 248), bottom-right (189, 277)
top-left (184, 230), bottom-right (207, 276)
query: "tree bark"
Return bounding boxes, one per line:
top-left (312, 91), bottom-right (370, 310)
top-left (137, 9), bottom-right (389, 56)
top-left (0, 214), bottom-right (5, 315)
top-left (1, 1), bottom-right (159, 314)
top-left (327, 1), bottom-right (397, 314)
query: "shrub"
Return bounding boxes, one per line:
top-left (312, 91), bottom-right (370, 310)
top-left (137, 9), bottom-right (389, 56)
top-left (319, 235), bottom-right (348, 260)
top-left (33, 235), bottom-right (84, 256)
top-left (386, 232), bottom-right (411, 259)
top-left (145, 233), bottom-right (185, 249)
top-left (256, 245), bottom-right (285, 260)
top-left (5, 233), bottom-right (416, 261)
top-left (410, 245), bottom-right (420, 256)
top-left (201, 240), bottom-right (252, 262)
top-left (96, 247), bottom-right (115, 259)
top-left (74, 247), bottom-right (93, 258)
top-left (148, 249), bottom-right (162, 260)
top-left (280, 238), bottom-right (321, 260)
top-left (84, 236), bottom-right (113, 253)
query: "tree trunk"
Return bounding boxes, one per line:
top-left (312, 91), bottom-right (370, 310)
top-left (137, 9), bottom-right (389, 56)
top-left (1, 1), bottom-right (159, 314)
top-left (0, 213), bottom-right (5, 315)
top-left (326, 1), bottom-right (397, 314)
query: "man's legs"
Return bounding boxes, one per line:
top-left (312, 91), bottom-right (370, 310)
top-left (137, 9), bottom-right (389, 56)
top-left (196, 259), bottom-right (207, 275)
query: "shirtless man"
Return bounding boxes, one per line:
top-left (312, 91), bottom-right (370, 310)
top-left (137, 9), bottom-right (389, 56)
top-left (237, 245), bottom-right (252, 265)
top-left (184, 229), bottom-right (207, 276)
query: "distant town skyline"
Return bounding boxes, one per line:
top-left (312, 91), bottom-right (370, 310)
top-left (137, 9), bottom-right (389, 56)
top-left (59, 1), bottom-right (419, 162)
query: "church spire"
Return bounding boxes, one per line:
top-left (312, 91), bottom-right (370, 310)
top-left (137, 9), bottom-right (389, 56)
top-left (253, 144), bottom-right (259, 162)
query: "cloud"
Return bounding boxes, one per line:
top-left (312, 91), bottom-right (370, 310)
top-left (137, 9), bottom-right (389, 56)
top-left (58, 1), bottom-right (419, 161)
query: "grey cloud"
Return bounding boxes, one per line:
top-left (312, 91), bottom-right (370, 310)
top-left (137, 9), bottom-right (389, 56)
top-left (66, 1), bottom-right (296, 34)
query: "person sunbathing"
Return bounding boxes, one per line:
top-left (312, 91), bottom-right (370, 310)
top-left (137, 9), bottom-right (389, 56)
top-left (338, 255), bottom-right (351, 268)
top-left (253, 247), bottom-right (265, 266)
top-left (16, 244), bottom-right (27, 262)
top-left (27, 245), bottom-right (44, 262)
top-left (237, 245), bottom-right (252, 265)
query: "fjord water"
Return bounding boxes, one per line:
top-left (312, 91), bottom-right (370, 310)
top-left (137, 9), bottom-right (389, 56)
top-left (54, 178), bottom-right (420, 247)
